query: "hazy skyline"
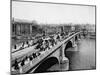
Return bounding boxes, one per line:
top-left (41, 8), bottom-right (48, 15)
top-left (12, 1), bottom-right (95, 25)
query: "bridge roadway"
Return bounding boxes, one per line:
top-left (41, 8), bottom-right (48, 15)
top-left (11, 31), bottom-right (81, 74)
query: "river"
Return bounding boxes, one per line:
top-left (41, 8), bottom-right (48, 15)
top-left (47, 38), bottom-right (96, 72)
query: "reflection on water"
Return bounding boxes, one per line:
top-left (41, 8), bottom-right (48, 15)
top-left (47, 38), bottom-right (96, 71)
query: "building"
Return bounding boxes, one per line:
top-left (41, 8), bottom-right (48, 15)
top-left (12, 19), bottom-right (40, 38)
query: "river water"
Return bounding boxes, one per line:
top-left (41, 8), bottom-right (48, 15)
top-left (47, 38), bottom-right (96, 72)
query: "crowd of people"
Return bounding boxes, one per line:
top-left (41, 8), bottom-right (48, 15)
top-left (11, 32), bottom-right (68, 73)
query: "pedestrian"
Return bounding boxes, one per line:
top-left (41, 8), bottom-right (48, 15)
top-left (14, 59), bottom-right (19, 70)
top-left (56, 34), bottom-right (60, 42)
top-left (32, 53), bottom-right (37, 58)
top-left (26, 41), bottom-right (29, 47)
top-left (21, 59), bottom-right (25, 67)
top-left (46, 40), bottom-right (50, 50)
top-left (14, 44), bottom-right (17, 49)
top-left (29, 55), bottom-right (33, 61)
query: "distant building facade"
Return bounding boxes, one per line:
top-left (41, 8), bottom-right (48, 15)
top-left (12, 19), bottom-right (39, 38)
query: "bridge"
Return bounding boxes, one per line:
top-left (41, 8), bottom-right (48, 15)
top-left (11, 31), bottom-right (82, 74)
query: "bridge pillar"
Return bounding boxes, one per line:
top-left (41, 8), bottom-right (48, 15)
top-left (72, 36), bottom-right (77, 47)
top-left (77, 34), bottom-right (81, 41)
top-left (59, 44), bottom-right (69, 70)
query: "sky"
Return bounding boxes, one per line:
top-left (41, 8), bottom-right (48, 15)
top-left (12, 1), bottom-right (95, 25)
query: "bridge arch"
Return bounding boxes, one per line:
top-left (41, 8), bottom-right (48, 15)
top-left (34, 57), bottom-right (59, 73)
top-left (65, 40), bottom-right (73, 51)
